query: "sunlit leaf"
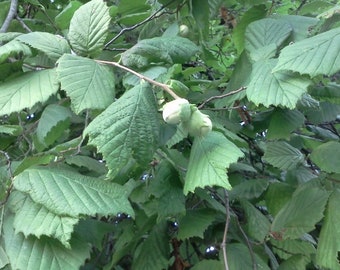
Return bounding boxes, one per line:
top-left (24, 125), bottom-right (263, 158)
top-left (0, 69), bottom-right (59, 116)
top-left (247, 59), bottom-right (311, 109)
top-left (184, 131), bottom-right (244, 194)
top-left (13, 167), bottom-right (134, 217)
top-left (3, 215), bottom-right (90, 270)
top-left (16, 32), bottom-right (70, 61)
top-left (273, 27), bottom-right (340, 76)
top-left (0, 40), bottom-right (31, 64)
top-left (68, 0), bottom-right (110, 57)
top-left (57, 54), bottom-right (115, 114)
top-left (85, 83), bottom-right (160, 177)
top-left (121, 36), bottom-right (199, 68)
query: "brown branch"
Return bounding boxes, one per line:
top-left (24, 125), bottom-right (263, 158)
top-left (96, 59), bottom-right (181, 99)
top-left (221, 189), bottom-right (230, 270)
top-left (0, 0), bottom-right (18, 33)
top-left (198, 86), bottom-right (247, 109)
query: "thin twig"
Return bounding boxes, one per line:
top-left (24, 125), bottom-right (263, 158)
top-left (15, 15), bottom-right (32, 32)
top-left (104, 5), bottom-right (167, 49)
top-left (198, 86), bottom-right (246, 109)
top-left (0, 150), bottom-right (14, 207)
top-left (96, 60), bottom-right (181, 99)
top-left (0, 0), bottom-right (18, 33)
top-left (221, 189), bottom-right (230, 270)
top-left (231, 208), bottom-right (257, 270)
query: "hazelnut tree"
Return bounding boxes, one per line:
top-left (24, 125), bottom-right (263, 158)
top-left (0, 0), bottom-right (340, 269)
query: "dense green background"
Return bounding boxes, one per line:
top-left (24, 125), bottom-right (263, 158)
top-left (0, 0), bottom-right (340, 269)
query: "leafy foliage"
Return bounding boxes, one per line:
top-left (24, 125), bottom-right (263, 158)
top-left (0, 0), bottom-right (339, 269)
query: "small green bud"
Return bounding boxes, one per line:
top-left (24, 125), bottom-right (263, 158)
top-left (186, 108), bottom-right (212, 137)
top-left (162, 98), bottom-right (190, 125)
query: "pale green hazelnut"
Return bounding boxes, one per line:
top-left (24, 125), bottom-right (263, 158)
top-left (162, 98), bottom-right (190, 125)
top-left (186, 108), bottom-right (212, 137)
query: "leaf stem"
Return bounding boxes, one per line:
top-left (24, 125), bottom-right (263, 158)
top-left (96, 60), bottom-right (181, 100)
top-left (221, 189), bottom-right (230, 270)
top-left (198, 86), bottom-right (247, 109)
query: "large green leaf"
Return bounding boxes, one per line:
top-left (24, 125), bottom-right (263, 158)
top-left (55, 1), bottom-right (82, 30)
top-left (229, 179), bottom-right (269, 200)
top-left (273, 27), bottom-right (340, 77)
top-left (36, 104), bottom-right (73, 148)
top-left (68, 0), bottom-right (110, 57)
top-left (121, 36), bottom-right (199, 68)
top-left (57, 54), bottom-right (115, 114)
top-left (240, 200), bottom-right (271, 242)
top-left (310, 141), bottom-right (340, 174)
top-left (131, 221), bottom-right (170, 270)
top-left (9, 191), bottom-right (78, 248)
top-left (0, 69), bottom-right (59, 116)
top-left (85, 83), bottom-right (160, 177)
top-left (184, 131), bottom-right (244, 194)
top-left (3, 215), bottom-right (90, 270)
top-left (247, 59), bottom-right (311, 109)
top-left (245, 18), bottom-right (292, 61)
top-left (316, 190), bottom-right (340, 270)
top-left (177, 209), bottom-right (217, 240)
top-left (263, 141), bottom-right (304, 170)
top-left (271, 186), bottom-right (329, 239)
top-left (271, 238), bottom-right (315, 260)
top-left (13, 167), bottom-right (134, 217)
top-left (233, 5), bottom-right (267, 53)
top-left (227, 243), bottom-right (270, 270)
top-left (267, 109), bottom-right (305, 139)
top-left (16, 32), bottom-right (71, 61)
top-left (0, 40), bottom-right (31, 64)
top-left (191, 0), bottom-right (209, 39)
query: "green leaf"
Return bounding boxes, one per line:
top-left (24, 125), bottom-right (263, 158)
top-left (85, 83), bottom-right (160, 177)
top-left (0, 125), bottom-right (23, 136)
top-left (233, 5), bottom-right (267, 53)
top-left (177, 209), bottom-right (217, 240)
top-left (0, 246), bottom-right (9, 269)
top-left (246, 59), bottom-right (311, 109)
top-left (191, 0), bottom-right (209, 39)
top-left (267, 109), bottom-right (305, 139)
top-left (184, 131), bottom-right (244, 194)
top-left (65, 155), bottom-right (107, 175)
top-left (273, 27), bottom-right (340, 77)
top-left (131, 221), bottom-right (170, 270)
top-left (55, 1), bottom-right (82, 30)
top-left (265, 182), bottom-right (295, 216)
top-left (14, 155), bottom-right (55, 175)
top-left (0, 69), bottom-right (59, 116)
top-left (310, 141), bottom-right (340, 174)
top-left (121, 36), bottom-right (199, 68)
top-left (316, 190), bottom-right (340, 270)
top-left (272, 15), bottom-right (319, 41)
top-left (68, 0), bottom-right (110, 57)
top-left (3, 214), bottom-right (90, 270)
top-left (271, 238), bottom-right (315, 260)
top-left (263, 141), bottom-right (304, 170)
top-left (245, 18), bottom-right (292, 61)
top-left (57, 54), bottom-right (115, 114)
top-left (16, 32), bottom-right (71, 61)
top-left (0, 40), bottom-right (31, 64)
top-left (13, 167), bottom-right (134, 217)
top-left (229, 179), bottom-right (269, 200)
top-left (36, 104), bottom-right (73, 148)
top-left (9, 191), bottom-right (78, 248)
top-left (191, 260), bottom-right (223, 270)
top-left (271, 186), bottom-right (329, 239)
top-left (227, 243), bottom-right (270, 270)
top-left (277, 255), bottom-right (309, 270)
top-left (240, 200), bottom-right (270, 242)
